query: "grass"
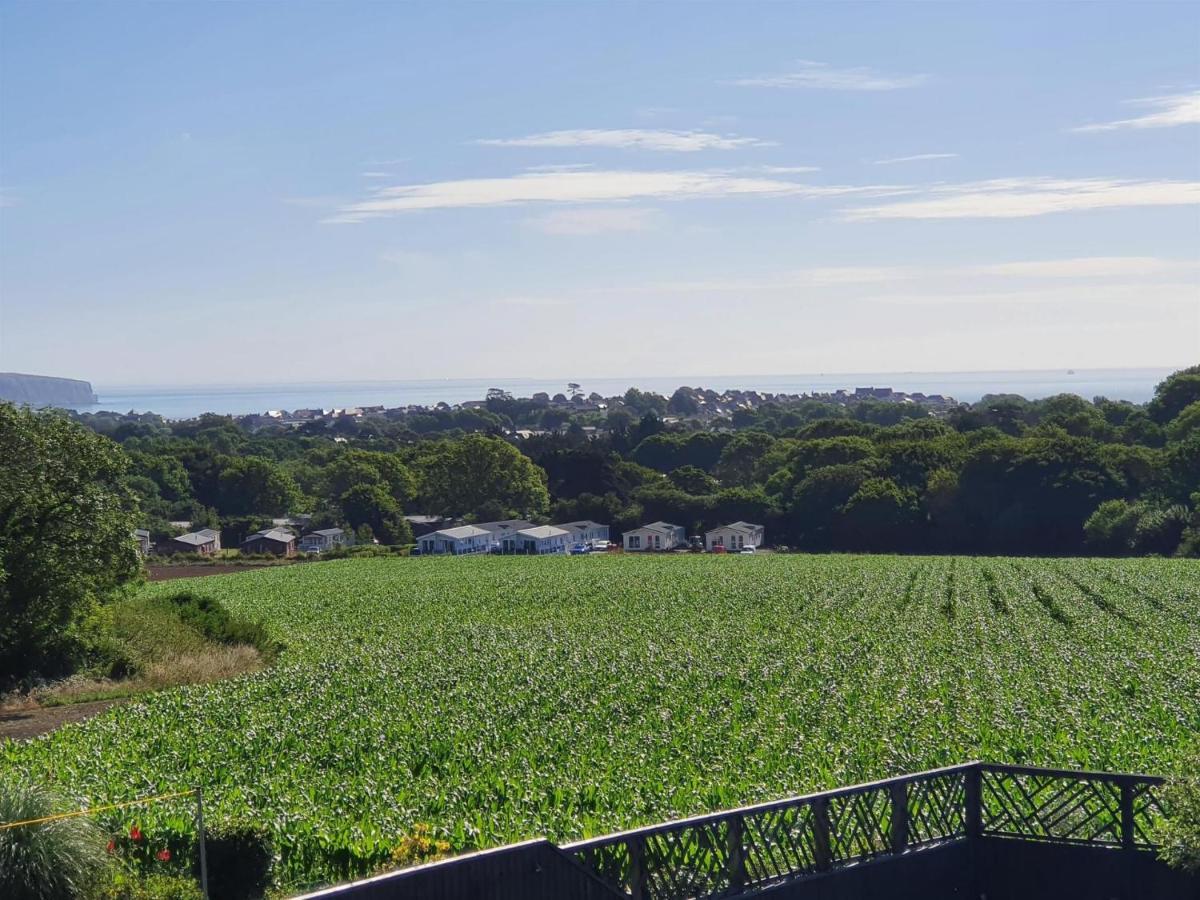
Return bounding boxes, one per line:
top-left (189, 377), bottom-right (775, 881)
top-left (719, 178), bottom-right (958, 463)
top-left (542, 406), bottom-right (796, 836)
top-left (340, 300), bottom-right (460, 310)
top-left (8, 590), bottom-right (279, 710)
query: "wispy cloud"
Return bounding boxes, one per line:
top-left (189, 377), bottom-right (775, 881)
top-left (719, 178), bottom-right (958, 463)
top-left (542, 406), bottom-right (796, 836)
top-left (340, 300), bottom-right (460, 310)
top-left (842, 177), bottom-right (1200, 220)
top-left (873, 153), bottom-right (959, 165)
top-left (525, 207), bottom-right (661, 236)
top-left (329, 169), bottom-right (889, 222)
top-left (524, 163), bottom-right (595, 173)
top-left (758, 165), bottom-right (822, 174)
top-left (731, 60), bottom-right (928, 91)
top-left (361, 171), bottom-right (394, 178)
top-left (476, 128), bottom-right (772, 152)
top-left (1072, 90), bottom-right (1200, 132)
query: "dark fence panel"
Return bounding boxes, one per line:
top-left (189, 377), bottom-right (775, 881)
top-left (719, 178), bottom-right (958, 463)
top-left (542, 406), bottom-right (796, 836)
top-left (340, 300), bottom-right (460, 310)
top-left (296, 840), bottom-right (625, 900)
top-left (973, 837), bottom-right (1198, 900)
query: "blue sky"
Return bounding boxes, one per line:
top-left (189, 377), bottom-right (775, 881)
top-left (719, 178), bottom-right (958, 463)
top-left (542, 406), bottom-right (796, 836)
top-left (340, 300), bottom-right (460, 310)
top-left (1, 1), bottom-right (1197, 385)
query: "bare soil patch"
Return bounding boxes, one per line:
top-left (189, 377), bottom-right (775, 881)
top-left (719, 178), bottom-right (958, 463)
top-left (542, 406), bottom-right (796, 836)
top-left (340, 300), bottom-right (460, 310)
top-left (147, 563), bottom-right (280, 581)
top-left (0, 698), bottom-right (126, 742)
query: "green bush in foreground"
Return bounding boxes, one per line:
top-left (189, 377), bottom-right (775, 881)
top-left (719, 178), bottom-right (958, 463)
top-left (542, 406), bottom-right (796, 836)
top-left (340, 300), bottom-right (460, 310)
top-left (0, 777), bottom-right (108, 900)
top-left (1158, 753), bottom-right (1200, 873)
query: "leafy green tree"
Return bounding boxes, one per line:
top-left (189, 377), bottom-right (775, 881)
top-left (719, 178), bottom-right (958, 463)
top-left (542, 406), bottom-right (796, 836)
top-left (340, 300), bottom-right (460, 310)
top-left (838, 477), bottom-right (921, 551)
top-left (217, 456), bottom-right (300, 516)
top-left (1167, 401), bottom-right (1200, 443)
top-left (1148, 365), bottom-right (1200, 424)
top-left (668, 465), bottom-right (719, 495)
top-left (1083, 500), bottom-right (1139, 554)
top-left (339, 484), bottom-right (413, 545)
top-left (786, 464), bottom-right (874, 549)
top-left (416, 435), bottom-right (549, 519)
top-left (0, 405), bottom-right (141, 684)
top-left (714, 431), bottom-right (776, 487)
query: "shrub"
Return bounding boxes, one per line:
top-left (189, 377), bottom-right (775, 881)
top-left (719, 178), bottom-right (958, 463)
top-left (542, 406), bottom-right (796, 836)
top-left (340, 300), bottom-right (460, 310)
top-left (1158, 754), bottom-right (1200, 873)
top-left (147, 592), bottom-right (281, 660)
top-left (0, 777), bottom-right (109, 900)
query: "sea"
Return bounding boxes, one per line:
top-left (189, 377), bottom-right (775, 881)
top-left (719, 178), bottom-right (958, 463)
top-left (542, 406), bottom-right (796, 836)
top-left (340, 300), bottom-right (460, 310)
top-left (74, 368), bottom-right (1178, 420)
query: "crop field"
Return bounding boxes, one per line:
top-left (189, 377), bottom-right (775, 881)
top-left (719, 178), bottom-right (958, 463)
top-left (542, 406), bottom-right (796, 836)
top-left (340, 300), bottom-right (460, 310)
top-left (3, 555), bottom-right (1199, 889)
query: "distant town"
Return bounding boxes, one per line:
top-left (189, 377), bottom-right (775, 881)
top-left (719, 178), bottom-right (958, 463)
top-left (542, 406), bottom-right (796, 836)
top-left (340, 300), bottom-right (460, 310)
top-left (198, 383), bottom-right (959, 434)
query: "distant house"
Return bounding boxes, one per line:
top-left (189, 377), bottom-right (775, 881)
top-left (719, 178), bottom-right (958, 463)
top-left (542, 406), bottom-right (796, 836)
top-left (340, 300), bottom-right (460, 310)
top-left (474, 520), bottom-right (536, 554)
top-left (171, 528), bottom-right (221, 556)
top-left (241, 528), bottom-right (297, 557)
top-left (557, 520), bottom-right (610, 545)
top-left (623, 521), bottom-right (686, 552)
top-left (705, 521), bottom-right (765, 552)
top-left (299, 527), bottom-right (350, 554)
top-left (134, 528), bottom-right (152, 556)
top-left (418, 525), bottom-right (492, 556)
top-left (516, 525), bottom-right (571, 555)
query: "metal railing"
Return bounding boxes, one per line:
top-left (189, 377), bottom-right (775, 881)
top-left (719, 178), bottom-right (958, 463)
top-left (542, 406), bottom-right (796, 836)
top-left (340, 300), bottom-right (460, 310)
top-left (564, 762), bottom-right (1167, 900)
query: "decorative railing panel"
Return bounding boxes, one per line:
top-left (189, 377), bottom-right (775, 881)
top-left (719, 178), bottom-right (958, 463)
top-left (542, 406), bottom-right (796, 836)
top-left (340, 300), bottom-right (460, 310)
top-left (907, 769), bottom-right (967, 846)
top-left (978, 764), bottom-right (1164, 850)
top-left (566, 763), bottom-right (1165, 900)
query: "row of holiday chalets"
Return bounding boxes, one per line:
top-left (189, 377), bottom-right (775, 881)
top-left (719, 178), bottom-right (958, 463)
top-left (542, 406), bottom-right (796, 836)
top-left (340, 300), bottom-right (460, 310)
top-left (412, 519), bottom-right (764, 555)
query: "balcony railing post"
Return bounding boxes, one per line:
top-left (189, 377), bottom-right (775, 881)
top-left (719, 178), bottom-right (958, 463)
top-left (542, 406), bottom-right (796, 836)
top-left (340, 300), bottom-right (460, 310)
top-left (727, 815), bottom-right (745, 890)
top-left (1119, 780), bottom-right (1136, 850)
top-left (965, 765), bottom-right (982, 839)
top-left (889, 780), bottom-right (909, 854)
top-left (812, 797), bottom-right (832, 871)
top-left (628, 835), bottom-right (647, 900)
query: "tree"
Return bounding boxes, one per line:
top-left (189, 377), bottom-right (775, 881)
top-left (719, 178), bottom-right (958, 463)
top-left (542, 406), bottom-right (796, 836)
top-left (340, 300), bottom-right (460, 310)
top-left (217, 456), bottom-right (300, 516)
top-left (0, 405), bottom-right (141, 684)
top-left (715, 431), bottom-right (775, 487)
top-left (1148, 366), bottom-right (1200, 425)
top-left (339, 484), bottom-right (412, 545)
top-left (416, 435), bottom-right (550, 519)
top-left (838, 478), bottom-right (921, 551)
top-left (1167, 401), bottom-right (1200, 443)
top-left (668, 465), bottom-right (719, 495)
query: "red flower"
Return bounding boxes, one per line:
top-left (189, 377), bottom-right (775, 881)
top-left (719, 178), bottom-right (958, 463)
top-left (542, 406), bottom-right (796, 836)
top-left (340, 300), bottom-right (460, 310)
top-left (106, 839), bottom-right (117, 854)
top-left (130, 826), bottom-right (143, 842)
top-left (156, 849), bottom-right (171, 862)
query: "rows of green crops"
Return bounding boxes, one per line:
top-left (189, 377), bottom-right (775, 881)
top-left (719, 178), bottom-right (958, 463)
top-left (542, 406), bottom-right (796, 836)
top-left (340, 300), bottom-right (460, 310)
top-left (4, 555), bottom-right (1199, 889)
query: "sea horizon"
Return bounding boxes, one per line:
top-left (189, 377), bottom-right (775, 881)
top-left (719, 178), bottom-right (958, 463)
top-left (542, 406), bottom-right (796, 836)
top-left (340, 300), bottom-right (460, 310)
top-left (76, 366), bottom-right (1180, 420)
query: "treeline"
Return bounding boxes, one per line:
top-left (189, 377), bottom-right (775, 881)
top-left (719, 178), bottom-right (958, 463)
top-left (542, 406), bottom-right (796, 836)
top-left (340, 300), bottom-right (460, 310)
top-left (61, 365), bottom-right (1200, 558)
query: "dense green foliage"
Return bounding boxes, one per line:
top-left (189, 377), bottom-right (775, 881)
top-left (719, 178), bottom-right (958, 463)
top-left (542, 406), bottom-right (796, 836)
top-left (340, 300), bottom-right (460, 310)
top-left (0, 777), bottom-right (108, 900)
top-left (1157, 753), bottom-right (1200, 873)
top-left (0, 405), bottom-right (141, 686)
top-left (3, 555), bottom-right (1197, 890)
top-left (65, 366), bottom-right (1200, 559)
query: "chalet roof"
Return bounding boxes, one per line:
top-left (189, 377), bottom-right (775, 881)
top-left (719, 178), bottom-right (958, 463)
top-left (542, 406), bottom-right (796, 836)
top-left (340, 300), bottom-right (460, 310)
top-left (518, 525), bottom-right (570, 540)
top-left (473, 519), bottom-right (535, 534)
top-left (173, 531), bottom-right (216, 546)
top-left (706, 521), bottom-right (762, 535)
top-left (557, 520), bottom-right (606, 531)
top-left (242, 528), bottom-right (295, 545)
top-left (308, 528), bottom-right (344, 537)
top-left (427, 525), bottom-right (491, 541)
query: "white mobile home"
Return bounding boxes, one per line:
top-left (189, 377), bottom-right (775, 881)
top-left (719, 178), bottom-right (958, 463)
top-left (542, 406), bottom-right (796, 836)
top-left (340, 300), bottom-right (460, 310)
top-left (556, 520), bottom-right (610, 546)
top-left (705, 521), bottom-right (765, 552)
top-left (299, 527), bottom-right (350, 554)
top-left (474, 519), bottom-right (536, 553)
top-left (623, 521), bottom-right (687, 551)
top-left (418, 525), bottom-right (493, 556)
top-left (516, 525), bottom-right (571, 555)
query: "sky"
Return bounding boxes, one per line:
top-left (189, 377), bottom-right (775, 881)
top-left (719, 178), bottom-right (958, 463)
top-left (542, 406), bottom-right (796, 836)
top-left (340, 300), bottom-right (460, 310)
top-left (1, 1), bottom-right (1198, 386)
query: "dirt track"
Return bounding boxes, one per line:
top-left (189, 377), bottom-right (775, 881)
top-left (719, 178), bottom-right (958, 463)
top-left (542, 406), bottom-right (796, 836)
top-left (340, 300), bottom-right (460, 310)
top-left (146, 564), bottom-right (281, 581)
top-left (0, 699), bottom-right (126, 742)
